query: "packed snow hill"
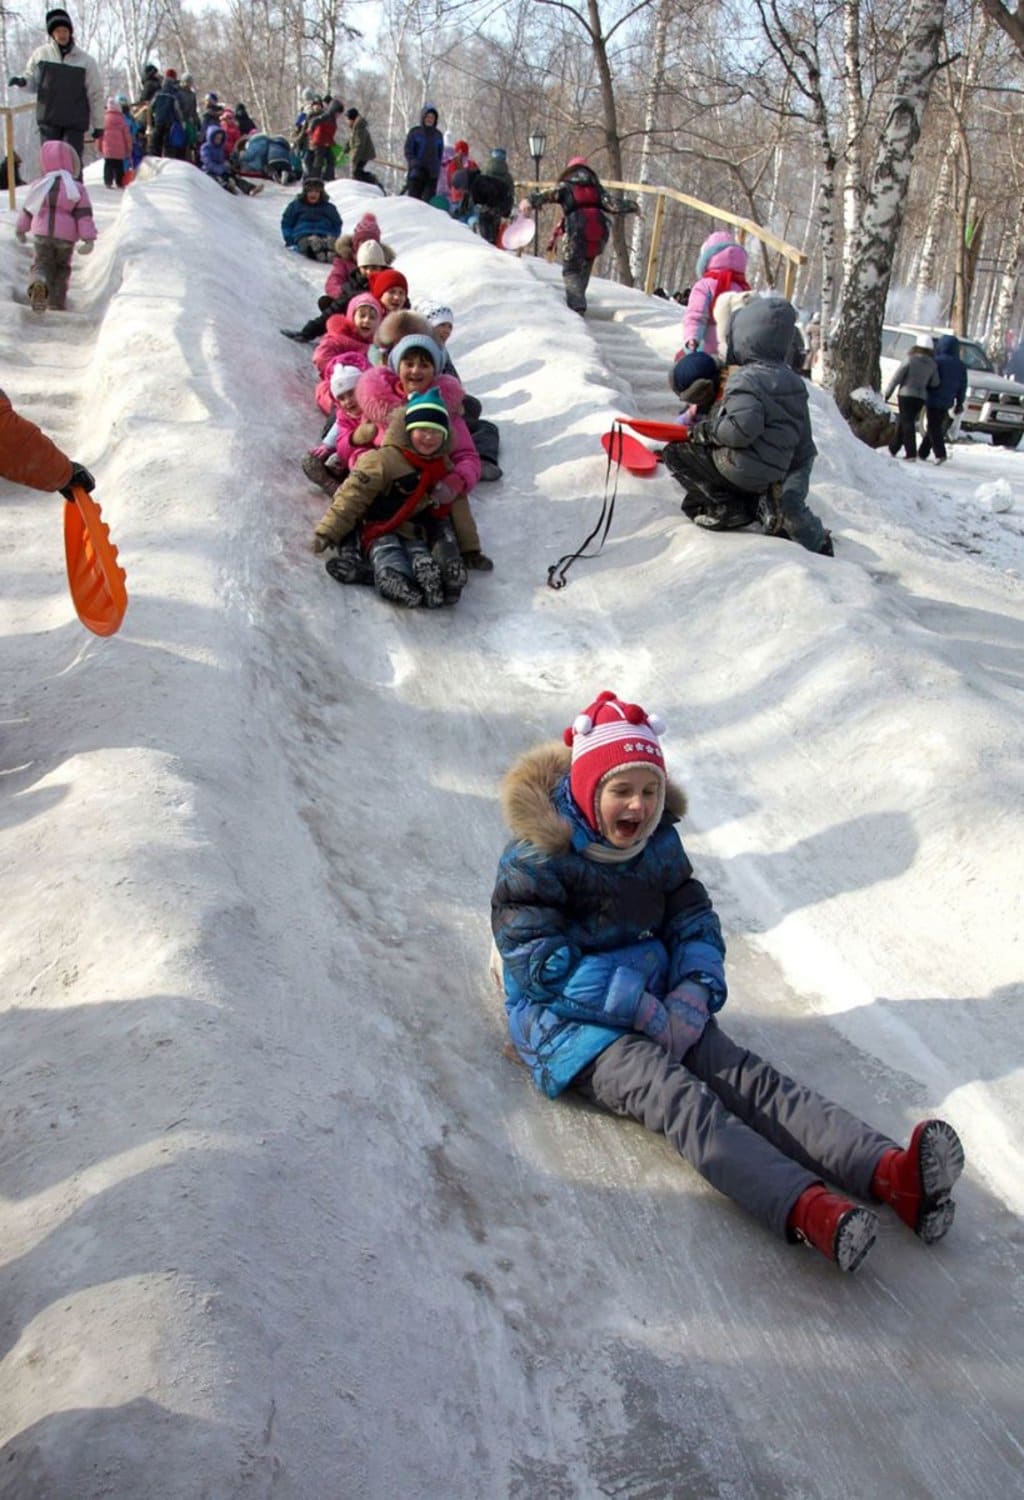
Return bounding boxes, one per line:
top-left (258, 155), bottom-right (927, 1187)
top-left (1, 159), bottom-right (1023, 1499)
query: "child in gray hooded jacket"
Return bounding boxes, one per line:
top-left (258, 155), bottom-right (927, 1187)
top-left (664, 295), bottom-right (831, 554)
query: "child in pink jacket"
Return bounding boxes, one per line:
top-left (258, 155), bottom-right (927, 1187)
top-left (101, 95), bottom-right (133, 189)
top-left (15, 139), bottom-right (97, 312)
top-left (678, 230), bottom-right (750, 359)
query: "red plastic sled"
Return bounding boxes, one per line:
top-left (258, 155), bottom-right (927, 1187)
top-left (64, 485), bottom-right (128, 636)
top-left (601, 429), bottom-right (659, 473)
top-left (616, 416), bottom-right (692, 443)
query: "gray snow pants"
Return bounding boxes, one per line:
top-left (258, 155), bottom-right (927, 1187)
top-left (777, 456), bottom-right (829, 552)
top-left (30, 236), bottom-right (73, 309)
top-left (573, 1022), bottom-right (896, 1239)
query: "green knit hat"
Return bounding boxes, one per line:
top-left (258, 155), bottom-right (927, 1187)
top-left (405, 388), bottom-right (449, 437)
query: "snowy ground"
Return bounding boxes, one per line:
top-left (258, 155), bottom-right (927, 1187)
top-left (1, 159), bottom-right (1022, 1499)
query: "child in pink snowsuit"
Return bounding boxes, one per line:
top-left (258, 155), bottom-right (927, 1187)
top-left (678, 230), bottom-right (749, 359)
top-left (15, 139), bottom-right (97, 312)
top-left (101, 95), bottom-right (132, 189)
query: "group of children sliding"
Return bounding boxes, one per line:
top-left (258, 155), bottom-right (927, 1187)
top-left (286, 209), bottom-right (498, 608)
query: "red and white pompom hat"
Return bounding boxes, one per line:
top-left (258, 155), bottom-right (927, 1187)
top-left (564, 690), bottom-right (667, 830)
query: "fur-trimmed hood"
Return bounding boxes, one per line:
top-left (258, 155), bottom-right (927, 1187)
top-left (356, 365), bottom-right (465, 429)
top-left (500, 741), bottom-right (687, 857)
top-left (333, 231), bottom-right (396, 264)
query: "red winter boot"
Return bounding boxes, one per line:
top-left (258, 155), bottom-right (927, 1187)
top-left (787, 1185), bottom-right (878, 1273)
top-left (872, 1119), bottom-right (964, 1244)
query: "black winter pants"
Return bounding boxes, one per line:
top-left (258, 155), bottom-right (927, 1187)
top-left (890, 395), bottom-right (926, 458)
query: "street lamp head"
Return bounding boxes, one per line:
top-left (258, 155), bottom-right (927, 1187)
top-left (528, 131), bottom-right (547, 162)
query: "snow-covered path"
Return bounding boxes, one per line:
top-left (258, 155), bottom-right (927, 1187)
top-left (1, 162), bottom-right (1022, 1498)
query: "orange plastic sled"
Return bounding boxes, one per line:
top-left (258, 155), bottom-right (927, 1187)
top-left (63, 484), bottom-right (128, 636)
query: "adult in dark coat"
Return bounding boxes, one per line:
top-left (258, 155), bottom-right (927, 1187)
top-left (9, 7), bottom-right (104, 170)
top-left (465, 148), bottom-right (515, 244)
top-left (345, 107), bottom-right (381, 188)
top-left (235, 102), bottom-right (257, 137)
top-left (919, 333), bottom-right (968, 463)
top-left (150, 71), bottom-right (185, 158)
top-left (403, 104), bottom-right (443, 199)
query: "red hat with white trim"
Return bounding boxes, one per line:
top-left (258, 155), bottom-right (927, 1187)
top-left (564, 690), bottom-right (667, 831)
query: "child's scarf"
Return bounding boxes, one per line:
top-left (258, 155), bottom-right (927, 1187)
top-left (24, 169), bottom-right (81, 218)
top-left (359, 450), bottom-right (449, 548)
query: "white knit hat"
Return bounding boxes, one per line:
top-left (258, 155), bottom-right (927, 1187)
top-left (356, 240), bottom-right (387, 269)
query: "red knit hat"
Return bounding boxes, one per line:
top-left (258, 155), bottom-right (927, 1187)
top-left (564, 691), bottom-right (667, 831)
top-left (368, 268), bottom-right (408, 301)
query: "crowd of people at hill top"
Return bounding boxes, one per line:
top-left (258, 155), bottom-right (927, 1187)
top-left (7, 2), bottom-right (977, 572)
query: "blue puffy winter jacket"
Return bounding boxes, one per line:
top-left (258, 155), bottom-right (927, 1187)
top-left (280, 187), bottom-right (342, 247)
top-left (492, 743), bottom-right (726, 1098)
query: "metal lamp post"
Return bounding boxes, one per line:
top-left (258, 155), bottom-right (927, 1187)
top-left (528, 131), bottom-right (546, 257)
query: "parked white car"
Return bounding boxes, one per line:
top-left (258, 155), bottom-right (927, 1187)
top-left (880, 325), bottom-right (1024, 449)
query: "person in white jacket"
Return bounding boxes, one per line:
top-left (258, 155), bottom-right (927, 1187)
top-left (8, 8), bottom-right (104, 174)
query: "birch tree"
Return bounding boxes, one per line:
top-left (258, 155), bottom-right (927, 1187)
top-left (829, 0), bottom-right (947, 412)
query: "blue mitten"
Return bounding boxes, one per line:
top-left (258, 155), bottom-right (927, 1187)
top-left (663, 981), bottom-right (711, 1061)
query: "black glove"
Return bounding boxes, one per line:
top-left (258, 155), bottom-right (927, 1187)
top-left (91, 127), bottom-right (103, 140)
top-left (59, 462), bottom-right (96, 500)
top-left (954, 403), bottom-right (964, 414)
top-left (688, 423), bottom-right (714, 447)
top-left (8, 75), bottom-right (27, 88)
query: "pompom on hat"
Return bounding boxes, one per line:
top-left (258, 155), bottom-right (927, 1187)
top-left (352, 212), bottom-right (382, 248)
top-left (564, 691), bottom-right (667, 834)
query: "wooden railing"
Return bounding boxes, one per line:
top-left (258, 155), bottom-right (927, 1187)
top-left (515, 177), bottom-right (806, 299)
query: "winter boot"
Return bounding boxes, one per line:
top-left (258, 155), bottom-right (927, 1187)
top-left (411, 551), bottom-right (445, 608)
top-left (375, 569), bottom-right (422, 608)
top-left (431, 538), bottom-right (467, 604)
top-left (757, 481), bottom-right (787, 536)
top-left (325, 540), bottom-right (373, 586)
top-left (462, 549), bottom-right (494, 571)
top-left (27, 280), bottom-right (48, 313)
top-left (281, 328), bottom-right (312, 342)
top-left (301, 452), bottom-right (338, 495)
top-left (787, 1185), bottom-right (878, 1272)
top-left (817, 532), bottom-right (835, 557)
top-left (871, 1120), bottom-right (964, 1244)
top-left (478, 459), bottom-right (503, 482)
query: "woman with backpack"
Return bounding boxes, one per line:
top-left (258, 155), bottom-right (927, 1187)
top-left (529, 157), bottom-right (619, 315)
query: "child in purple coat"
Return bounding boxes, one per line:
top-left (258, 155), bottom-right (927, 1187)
top-left (15, 138), bottom-right (96, 312)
